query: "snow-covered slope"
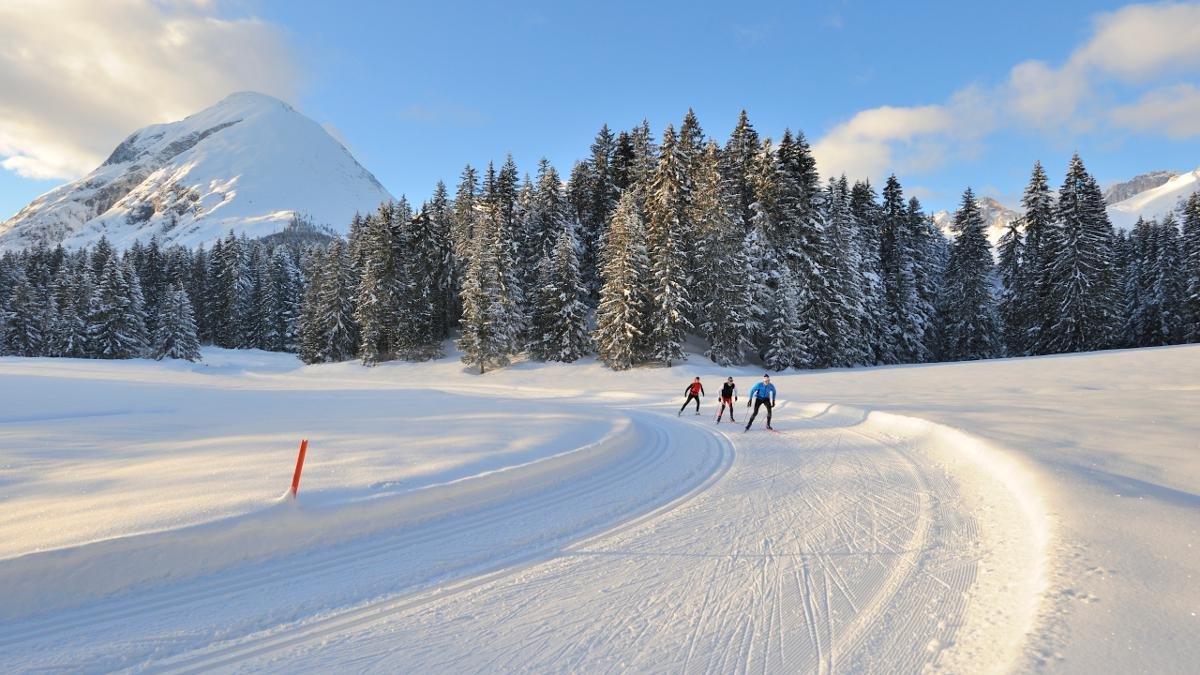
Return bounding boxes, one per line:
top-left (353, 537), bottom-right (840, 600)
top-left (2, 345), bottom-right (1197, 671)
top-left (1103, 170), bottom-right (1177, 205)
top-left (0, 92), bottom-right (393, 251)
top-left (1107, 166), bottom-right (1200, 229)
top-left (933, 196), bottom-right (1020, 246)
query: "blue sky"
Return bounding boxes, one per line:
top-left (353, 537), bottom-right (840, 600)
top-left (2, 0), bottom-right (1199, 219)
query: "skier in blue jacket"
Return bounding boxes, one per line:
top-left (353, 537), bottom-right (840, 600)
top-left (744, 374), bottom-right (776, 431)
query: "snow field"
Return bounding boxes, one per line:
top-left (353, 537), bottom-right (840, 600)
top-left (3, 345), bottom-right (1197, 672)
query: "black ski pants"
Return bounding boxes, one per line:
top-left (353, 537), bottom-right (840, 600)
top-left (680, 393), bottom-right (701, 413)
top-left (746, 397), bottom-right (773, 428)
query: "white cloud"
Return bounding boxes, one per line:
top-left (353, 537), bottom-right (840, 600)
top-left (0, 0), bottom-right (298, 179)
top-left (1110, 83), bottom-right (1200, 138)
top-left (815, 1), bottom-right (1200, 181)
top-left (1072, 2), bottom-right (1200, 80)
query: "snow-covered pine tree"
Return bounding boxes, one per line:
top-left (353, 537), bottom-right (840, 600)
top-left (87, 256), bottom-right (147, 359)
top-left (153, 284), bottom-right (201, 361)
top-left (778, 131), bottom-right (838, 367)
top-left (690, 141), bottom-right (754, 366)
top-left (936, 188), bottom-right (1001, 361)
top-left (393, 210), bottom-right (442, 360)
top-left (1018, 161), bottom-right (1055, 354)
top-left (531, 225), bottom-right (591, 362)
top-left (581, 125), bottom-right (619, 297)
top-left (208, 232), bottom-right (251, 349)
top-left (243, 242), bottom-right (271, 350)
top-left (418, 182), bottom-right (458, 339)
top-left (267, 248), bottom-right (302, 352)
top-left (120, 256), bottom-right (151, 353)
top-left (997, 215), bottom-right (1026, 356)
top-left (1039, 154), bottom-right (1119, 354)
top-left (849, 180), bottom-right (892, 365)
top-left (643, 124), bottom-right (692, 366)
top-left (723, 110), bottom-right (761, 230)
top-left (1181, 192), bottom-right (1200, 342)
top-left (299, 240), bottom-right (358, 363)
top-left (520, 158), bottom-right (569, 304)
top-left (628, 120), bottom-right (658, 198)
top-left (594, 193), bottom-right (650, 370)
top-left (822, 176), bottom-right (869, 366)
top-left (3, 276), bottom-right (46, 357)
top-left (48, 266), bottom-right (87, 357)
top-left (457, 189), bottom-right (523, 373)
top-left (353, 206), bottom-right (399, 365)
top-left (763, 272), bottom-right (807, 371)
top-left (451, 164), bottom-right (479, 274)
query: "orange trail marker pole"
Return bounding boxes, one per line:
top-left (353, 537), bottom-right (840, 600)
top-left (291, 438), bottom-right (309, 498)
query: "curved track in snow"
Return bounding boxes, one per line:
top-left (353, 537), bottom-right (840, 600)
top-left (0, 410), bottom-right (731, 673)
top-left (2, 398), bottom-right (1050, 673)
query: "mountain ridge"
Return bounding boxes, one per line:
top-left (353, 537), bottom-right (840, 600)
top-left (0, 92), bottom-right (393, 251)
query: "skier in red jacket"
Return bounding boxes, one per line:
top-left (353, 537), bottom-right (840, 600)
top-left (678, 377), bottom-right (705, 416)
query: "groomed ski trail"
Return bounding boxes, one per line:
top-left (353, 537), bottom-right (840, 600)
top-left (137, 402), bottom-right (1050, 674)
top-left (0, 411), bottom-right (732, 673)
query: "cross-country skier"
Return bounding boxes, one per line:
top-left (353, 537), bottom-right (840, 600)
top-left (678, 377), bottom-right (705, 416)
top-left (744, 374), bottom-right (777, 431)
top-left (716, 377), bottom-right (738, 424)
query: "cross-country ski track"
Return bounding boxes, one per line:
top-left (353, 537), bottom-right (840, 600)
top-left (0, 366), bottom-right (1053, 674)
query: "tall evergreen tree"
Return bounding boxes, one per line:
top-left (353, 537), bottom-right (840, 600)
top-left (531, 226), bottom-right (591, 362)
top-left (643, 125), bottom-right (692, 366)
top-left (153, 284), bottom-right (201, 361)
top-left (1181, 192), bottom-right (1200, 342)
top-left (1039, 154), bottom-right (1119, 354)
top-left (690, 142), bottom-right (754, 366)
top-left (997, 215), bottom-right (1026, 355)
top-left (87, 256), bottom-right (147, 359)
top-left (594, 193), bottom-right (650, 370)
top-left (299, 240), bottom-right (357, 363)
top-left (763, 272), bottom-right (807, 371)
top-left (353, 206), bottom-right (400, 365)
top-left (723, 110), bottom-right (761, 229)
top-left (849, 180), bottom-right (892, 364)
top-left (937, 189), bottom-right (1001, 361)
top-left (1018, 161), bottom-right (1055, 354)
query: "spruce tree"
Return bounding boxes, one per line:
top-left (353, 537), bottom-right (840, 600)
top-left (643, 124), bottom-right (692, 366)
top-left (353, 207), bottom-right (399, 365)
top-left (723, 110), bottom-right (761, 229)
top-left (763, 272), bottom-right (807, 371)
top-left (937, 188), bottom-right (1001, 361)
top-left (531, 226), bottom-right (591, 362)
top-left (153, 284), bottom-right (201, 361)
top-left (1039, 154), bottom-right (1118, 354)
top-left (849, 180), bottom-right (892, 364)
top-left (1019, 161), bottom-right (1055, 353)
top-left (4, 277), bottom-right (45, 357)
top-left (1181, 192), bottom-right (1200, 342)
top-left (299, 240), bottom-right (357, 363)
top-left (594, 193), bottom-right (649, 370)
top-left (997, 216), bottom-right (1025, 356)
top-left (264, 248), bottom-right (302, 352)
top-left (822, 176), bottom-right (869, 366)
top-left (87, 256), bottom-right (146, 359)
top-left (691, 142), bottom-right (754, 366)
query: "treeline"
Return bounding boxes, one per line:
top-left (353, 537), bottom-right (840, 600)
top-left (1, 111), bottom-right (1199, 370)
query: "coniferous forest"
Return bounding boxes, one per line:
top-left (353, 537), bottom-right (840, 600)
top-left (2, 111), bottom-right (1199, 372)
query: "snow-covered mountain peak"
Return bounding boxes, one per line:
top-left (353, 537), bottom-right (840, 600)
top-left (1107, 166), bottom-right (1200, 230)
top-left (932, 196), bottom-right (1020, 247)
top-left (0, 92), bottom-right (393, 251)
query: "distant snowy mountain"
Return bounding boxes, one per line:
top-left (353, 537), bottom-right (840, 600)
top-left (0, 92), bottom-right (393, 251)
top-left (1107, 167), bottom-right (1200, 230)
top-left (1103, 170), bottom-right (1177, 205)
top-left (932, 197), bottom-right (1020, 246)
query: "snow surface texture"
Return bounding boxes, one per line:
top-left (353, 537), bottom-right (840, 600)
top-left (0, 92), bottom-right (394, 251)
top-left (0, 345), bottom-right (1197, 672)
